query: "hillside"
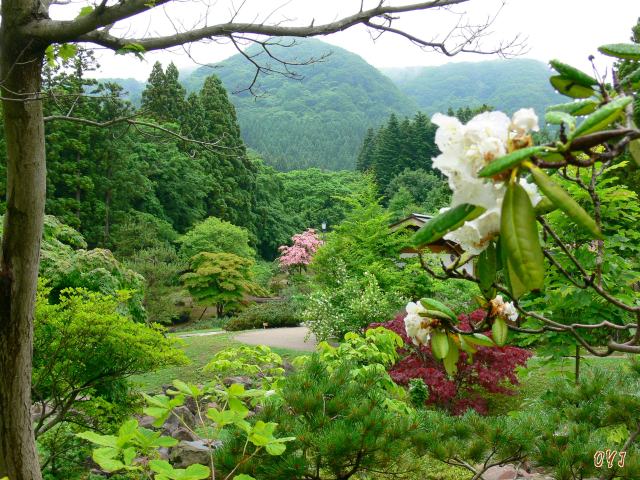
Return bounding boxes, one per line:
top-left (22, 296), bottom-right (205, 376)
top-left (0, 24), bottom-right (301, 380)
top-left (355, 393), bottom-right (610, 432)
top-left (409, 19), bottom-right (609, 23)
top-left (183, 38), bottom-right (417, 171)
top-left (382, 59), bottom-right (562, 117)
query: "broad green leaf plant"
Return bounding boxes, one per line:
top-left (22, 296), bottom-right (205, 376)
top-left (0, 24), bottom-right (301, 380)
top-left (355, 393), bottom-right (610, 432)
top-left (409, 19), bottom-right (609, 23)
top-left (77, 345), bottom-right (293, 480)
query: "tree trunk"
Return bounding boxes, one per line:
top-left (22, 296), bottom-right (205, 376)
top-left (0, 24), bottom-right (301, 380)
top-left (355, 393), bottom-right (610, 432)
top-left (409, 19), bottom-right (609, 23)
top-left (0, 2), bottom-right (47, 477)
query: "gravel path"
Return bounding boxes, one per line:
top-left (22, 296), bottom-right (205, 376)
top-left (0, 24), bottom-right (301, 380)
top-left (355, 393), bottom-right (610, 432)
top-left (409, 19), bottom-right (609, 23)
top-left (234, 327), bottom-right (318, 352)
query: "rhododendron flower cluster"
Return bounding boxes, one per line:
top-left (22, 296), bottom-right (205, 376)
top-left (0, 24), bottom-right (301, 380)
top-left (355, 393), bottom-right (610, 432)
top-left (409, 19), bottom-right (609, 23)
top-left (278, 229), bottom-right (323, 270)
top-left (403, 301), bottom-right (436, 346)
top-left (489, 295), bottom-right (518, 322)
top-left (370, 309), bottom-right (531, 415)
top-left (431, 108), bottom-right (542, 254)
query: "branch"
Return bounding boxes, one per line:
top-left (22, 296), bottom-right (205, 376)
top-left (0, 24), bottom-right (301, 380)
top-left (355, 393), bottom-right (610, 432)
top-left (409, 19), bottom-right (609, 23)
top-left (42, 114), bottom-right (237, 152)
top-left (26, 1), bottom-right (479, 52)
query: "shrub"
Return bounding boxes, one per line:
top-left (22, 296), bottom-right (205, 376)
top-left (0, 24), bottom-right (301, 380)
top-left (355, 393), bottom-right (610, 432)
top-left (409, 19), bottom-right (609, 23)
top-left (371, 309), bottom-right (532, 414)
top-left (225, 301), bottom-right (300, 331)
top-left (178, 216), bottom-right (255, 259)
top-left (217, 357), bottom-right (424, 480)
top-left (302, 263), bottom-right (404, 341)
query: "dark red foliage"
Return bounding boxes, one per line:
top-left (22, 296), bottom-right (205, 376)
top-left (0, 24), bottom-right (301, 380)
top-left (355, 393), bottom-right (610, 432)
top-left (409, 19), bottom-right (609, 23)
top-left (369, 309), bottom-right (532, 415)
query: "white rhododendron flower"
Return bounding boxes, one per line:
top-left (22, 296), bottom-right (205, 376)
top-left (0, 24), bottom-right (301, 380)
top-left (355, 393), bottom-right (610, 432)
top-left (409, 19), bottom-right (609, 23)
top-left (511, 108), bottom-right (540, 134)
top-left (404, 301), bottom-right (432, 346)
top-left (490, 295), bottom-right (519, 322)
top-left (430, 108), bottom-right (541, 253)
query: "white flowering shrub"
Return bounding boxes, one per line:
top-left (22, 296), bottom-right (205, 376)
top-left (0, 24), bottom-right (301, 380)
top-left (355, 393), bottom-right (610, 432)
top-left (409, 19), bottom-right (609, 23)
top-left (407, 44), bottom-right (640, 377)
top-left (302, 264), bottom-right (404, 341)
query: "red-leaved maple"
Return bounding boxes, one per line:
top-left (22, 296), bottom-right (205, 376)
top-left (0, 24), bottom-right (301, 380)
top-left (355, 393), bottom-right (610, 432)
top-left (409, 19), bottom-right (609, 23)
top-left (370, 309), bottom-right (532, 415)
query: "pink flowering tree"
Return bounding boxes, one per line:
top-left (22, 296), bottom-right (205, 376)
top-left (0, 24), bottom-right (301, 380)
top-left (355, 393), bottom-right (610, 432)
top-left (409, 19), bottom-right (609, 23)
top-left (278, 229), bottom-right (323, 273)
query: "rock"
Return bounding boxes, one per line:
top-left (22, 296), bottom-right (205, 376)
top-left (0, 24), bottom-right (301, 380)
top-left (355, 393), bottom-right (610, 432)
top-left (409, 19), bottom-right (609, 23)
top-left (172, 406), bottom-right (196, 428)
top-left (481, 464), bottom-right (535, 480)
top-left (223, 376), bottom-right (253, 387)
top-left (158, 447), bottom-right (170, 460)
top-left (173, 427), bottom-right (197, 441)
top-left (138, 415), bottom-right (156, 429)
top-left (169, 440), bottom-right (222, 468)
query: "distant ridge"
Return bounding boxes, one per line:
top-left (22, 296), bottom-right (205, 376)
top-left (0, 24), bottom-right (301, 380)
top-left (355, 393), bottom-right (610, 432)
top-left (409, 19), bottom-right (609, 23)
top-left (382, 59), bottom-right (562, 117)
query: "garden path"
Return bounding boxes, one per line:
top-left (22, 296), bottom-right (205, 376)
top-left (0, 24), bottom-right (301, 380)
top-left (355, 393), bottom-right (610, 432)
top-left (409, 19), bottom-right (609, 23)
top-left (234, 327), bottom-right (318, 352)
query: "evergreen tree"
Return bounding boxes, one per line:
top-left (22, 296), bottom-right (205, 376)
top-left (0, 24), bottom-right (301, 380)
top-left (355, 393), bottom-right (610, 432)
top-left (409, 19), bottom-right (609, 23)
top-left (140, 62), bottom-right (186, 122)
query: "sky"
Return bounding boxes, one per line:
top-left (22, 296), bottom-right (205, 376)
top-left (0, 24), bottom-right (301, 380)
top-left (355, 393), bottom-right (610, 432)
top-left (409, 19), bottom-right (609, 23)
top-left (50, 0), bottom-right (639, 80)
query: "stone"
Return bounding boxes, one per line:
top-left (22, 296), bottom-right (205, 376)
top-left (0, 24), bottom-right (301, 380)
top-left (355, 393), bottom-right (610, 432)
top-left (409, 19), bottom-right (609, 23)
top-left (173, 427), bottom-right (197, 441)
top-left (169, 440), bottom-right (222, 468)
top-left (137, 415), bottom-right (156, 429)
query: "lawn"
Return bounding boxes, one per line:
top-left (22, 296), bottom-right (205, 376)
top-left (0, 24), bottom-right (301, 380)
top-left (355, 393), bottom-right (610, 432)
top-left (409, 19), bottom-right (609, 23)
top-left (131, 331), bottom-right (310, 393)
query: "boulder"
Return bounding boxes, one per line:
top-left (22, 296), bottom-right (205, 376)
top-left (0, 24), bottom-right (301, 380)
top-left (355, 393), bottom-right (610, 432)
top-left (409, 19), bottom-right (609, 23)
top-left (169, 440), bottom-right (222, 468)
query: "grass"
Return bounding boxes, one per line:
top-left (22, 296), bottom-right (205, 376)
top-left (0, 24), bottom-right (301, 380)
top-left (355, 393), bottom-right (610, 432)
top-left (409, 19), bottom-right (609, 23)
top-left (488, 353), bottom-right (630, 414)
top-left (131, 331), bottom-right (311, 393)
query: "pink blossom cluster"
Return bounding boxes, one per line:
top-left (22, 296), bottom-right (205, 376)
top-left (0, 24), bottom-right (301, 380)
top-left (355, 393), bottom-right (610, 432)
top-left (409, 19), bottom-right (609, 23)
top-left (278, 229), bottom-right (323, 270)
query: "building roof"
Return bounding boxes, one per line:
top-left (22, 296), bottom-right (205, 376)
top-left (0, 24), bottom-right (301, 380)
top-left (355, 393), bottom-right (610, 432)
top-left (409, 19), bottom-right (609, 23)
top-left (389, 212), bottom-right (461, 254)
top-left (388, 213), bottom-right (433, 231)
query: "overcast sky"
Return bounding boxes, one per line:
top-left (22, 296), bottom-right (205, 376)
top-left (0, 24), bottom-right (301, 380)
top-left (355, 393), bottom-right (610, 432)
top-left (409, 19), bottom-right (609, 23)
top-left (58, 0), bottom-right (638, 80)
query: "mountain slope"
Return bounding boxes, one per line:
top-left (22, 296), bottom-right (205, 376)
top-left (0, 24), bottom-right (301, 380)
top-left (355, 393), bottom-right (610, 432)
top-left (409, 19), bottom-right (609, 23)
top-left (183, 38), bottom-right (417, 171)
top-left (383, 59), bottom-right (563, 118)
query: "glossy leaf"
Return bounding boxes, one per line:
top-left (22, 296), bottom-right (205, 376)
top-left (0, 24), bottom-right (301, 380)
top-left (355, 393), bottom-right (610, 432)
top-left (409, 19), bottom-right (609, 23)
top-left (545, 111), bottom-right (575, 129)
top-left (620, 65), bottom-right (640, 88)
top-left (443, 336), bottom-right (459, 376)
top-left (598, 43), bottom-right (640, 60)
top-left (413, 203), bottom-right (484, 246)
top-left (549, 75), bottom-right (595, 99)
top-left (546, 100), bottom-right (598, 116)
top-left (492, 318), bottom-right (509, 346)
top-left (500, 182), bottom-right (545, 292)
top-left (431, 331), bottom-right (449, 360)
top-left (477, 146), bottom-right (545, 178)
top-left (534, 196), bottom-right (557, 216)
top-left (477, 242), bottom-right (497, 299)
top-left (629, 139), bottom-right (640, 167)
top-left (549, 60), bottom-right (598, 87)
top-left (465, 333), bottom-right (495, 347)
top-left (529, 166), bottom-right (603, 239)
top-left (570, 96), bottom-right (632, 139)
top-left (419, 298), bottom-right (457, 323)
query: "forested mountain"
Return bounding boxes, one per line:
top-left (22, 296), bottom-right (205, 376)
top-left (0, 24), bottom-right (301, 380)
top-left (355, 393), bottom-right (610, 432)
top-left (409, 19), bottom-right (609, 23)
top-left (382, 59), bottom-right (562, 117)
top-left (183, 37), bottom-right (417, 171)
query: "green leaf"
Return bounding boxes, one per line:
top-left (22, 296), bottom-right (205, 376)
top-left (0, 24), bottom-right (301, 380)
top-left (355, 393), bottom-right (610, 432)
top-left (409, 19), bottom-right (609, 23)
top-left (122, 446), bottom-right (136, 466)
top-left (549, 60), bottom-right (598, 87)
top-left (442, 336), bottom-right (459, 376)
top-left (476, 242), bottom-right (497, 299)
top-left (266, 442), bottom-right (287, 455)
top-left (76, 431), bottom-right (118, 448)
top-left (183, 464), bottom-right (212, 479)
top-left (477, 146), bottom-right (545, 178)
top-left (598, 43), bottom-right (640, 60)
top-left (620, 65), bottom-right (640, 88)
top-left (234, 475), bottom-right (257, 480)
top-left (77, 6), bottom-right (93, 17)
top-left (500, 182), bottom-right (545, 293)
top-left (419, 298), bottom-right (457, 323)
top-left (430, 331), bottom-right (449, 360)
top-left (465, 333), bottom-right (495, 347)
top-left (546, 100), bottom-right (599, 116)
top-left (534, 196), bottom-right (557, 216)
top-left (549, 75), bottom-right (595, 99)
top-left (570, 96), bottom-right (632, 139)
top-left (458, 334), bottom-right (477, 354)
top-left (492, 317), bottom-right (509, 346)
top-left (58, 43), bottom-right (78, 61)
top-left (92, 448), bottom-right (125, 473)
top-left (413, 203), bottom-right (485, 246)
top-left (545, 111), bottom-right (576, 129)
top-left (529, 166), bottom-right (603, 239)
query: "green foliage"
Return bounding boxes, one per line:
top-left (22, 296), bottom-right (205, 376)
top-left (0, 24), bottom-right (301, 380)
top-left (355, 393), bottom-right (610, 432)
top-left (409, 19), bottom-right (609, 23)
top-left (302, 265), bottom-right (404, 341)
top-left (225, 301), bottom-right (300, 331)
top-left (310, 180), bottom-right (433, 303)
top-left (532, 363), bottom-right (640, 479)
top-left (387, 59), bottom-right (562, 118)
top-left (111, 211), bottom-right (178, 258)
top-left (357, 112), bottom-right (439, 192)
top-left (217, 357), bottom-right (422, 480)
top-left (125, 245), bottom-right (187, 324)
top-left (203, 345), bottom-right (285, 383)
top-left (417, 409), bottom-right (553, 479)
top-left (181, 252), bottom-right (264, 317)
top-left (184, 37), bottom-right (416, 171)
top-left (33, 282), bottom-right (187, 473)
top-left (386, 168), bottom-right (451, 216)
top-left (178, 216), bottom-right (255, 260)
